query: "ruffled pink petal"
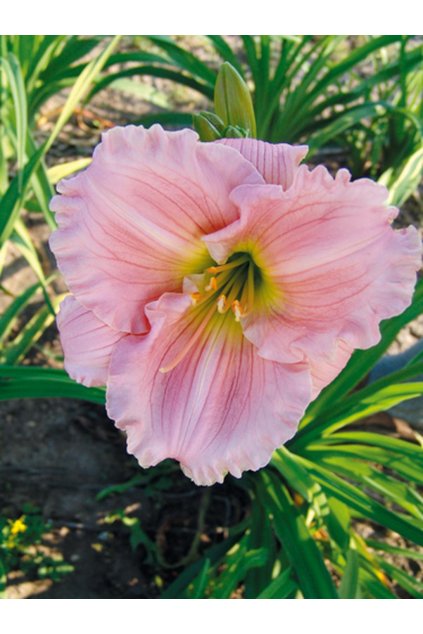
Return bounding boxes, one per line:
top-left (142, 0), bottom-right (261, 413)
top-left (308, 339), bottom-right (354, 398)
top-left (218, 138), bottom-right (308, 189)
top-left (57, 295), bottom-right (125, 387)
top-left (50, 125), bottom-right (263, 334)
top-left (106, 293), bottom-right (311, 486)
top-left (204, 165), bottom-right (421, 391)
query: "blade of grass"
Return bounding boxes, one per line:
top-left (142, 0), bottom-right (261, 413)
top-left (380, 146), bottom-right (423, 206)
top-left (0, 281), bottom-right (42, 343)
top-left (0, 366), bottom-right (106, 404)
top-left (88, 65), bottom-right (214, 102)
top-left (45, 35), bottom-right (121, 152)
top-left (338, 549), bottom-right (360, 599)
top-left (47, 158), bottom-right (91, 184)
top-left (259, 471), bottom-right (338, 598)
top-left (0, 53), bottom-right (27, 190)
top-left (145, 36), bottom-right (216, 86)
top-left (257, 567), bottom-right (297, 599)
top-left (290, 453), bottom-right (423, 545)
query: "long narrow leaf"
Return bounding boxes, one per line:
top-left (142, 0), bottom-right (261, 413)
top-left (260, 471), bottom-right (338, 598)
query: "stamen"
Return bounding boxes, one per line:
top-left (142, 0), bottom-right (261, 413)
top-left (247, 261), bottom-right (255, 314)
top-left (231, 300), bottom-right (244, 322)
top-left (223, 274), bottom-right (245, 311)
top-left (205, 276), bottom-right (217, 292)
top-left (206, 254), bottom-right (250, 274)
top-left (190, 292), bottom-right (202, 306)
top-left (185, 252), bottom-right (260, 327)
top-left (217, 294), bottom-right (226, 313)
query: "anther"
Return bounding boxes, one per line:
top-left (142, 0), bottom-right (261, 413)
top-left (231, 300), bottom-right (244, 322)
top-left (205, 276), bottom-right (217, 292)
top-left (217, 294), bottom-right (226, 313)
top-left (190, 292), bottom-right (202, 306)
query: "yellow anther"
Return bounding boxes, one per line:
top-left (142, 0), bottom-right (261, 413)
top-left (231, 300), bottom-right (244, 322)
top-left (205, 276), bottom-right (218, 292)
top-left (190, 292), bottom-right (202, 306)
top-left (217, 294), bottom-right (226, 313)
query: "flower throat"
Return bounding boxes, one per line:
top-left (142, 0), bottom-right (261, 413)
top-left (190, 252), bottom-right (262, 321)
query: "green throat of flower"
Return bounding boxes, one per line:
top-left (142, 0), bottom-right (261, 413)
top-left (160, 252), bottom-right (272, 374)
top-left (191, 252), bottom-right (264, 322)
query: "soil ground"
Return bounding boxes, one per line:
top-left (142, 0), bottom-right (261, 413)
top-left (1, 397), bottom-right (246, 598)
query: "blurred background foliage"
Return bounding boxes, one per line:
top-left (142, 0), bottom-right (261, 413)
top-left (0, 35), bottom-right (422, 599)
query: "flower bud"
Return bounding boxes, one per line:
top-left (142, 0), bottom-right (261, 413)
top-left (214, 62), bottom-right (257, 138)
top-left (193, 111), bottom-right (225, 141)
top-left (224, 125), bottom-right (248, 138)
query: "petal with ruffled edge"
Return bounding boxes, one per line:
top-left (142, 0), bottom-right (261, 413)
top-left (50, 125), bottom-right (263, 334)
top-left (106, 293), bottom-right (311, 486)
top-left (307, 339), bottom-right (354, 398)
top-left (57, 295), bottom-right (125, 387)
top-left (218, 138), bottom-right (308, 189)
top-left (204, 165), bottom-right (421, 395)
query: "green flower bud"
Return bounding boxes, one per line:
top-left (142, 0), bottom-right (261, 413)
top-left (224, 125), bottom-right (249, 138)
top-left (214, 62), bottom-right (257, 138)
top-left (193, 111), bottom-right (225, 141)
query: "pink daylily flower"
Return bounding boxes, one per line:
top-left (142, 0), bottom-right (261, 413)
top-left (50, 125), bottom-right (421, 486)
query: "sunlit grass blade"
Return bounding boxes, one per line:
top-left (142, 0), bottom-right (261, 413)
top-left (316, 431), bottom-right (423, 461)
top-left (0, 53), bottom-right (27, 189)
top-left (301, 446), bottom-right (423, 513)
top-left (271, 446), bottom-right (329, 518)
top-left (292, 454), bottom-right (423, 545)
top-left (297, 353), bottom-right (423, 442)
top-left (259, 471), bottom-right (338, 598)
top-left (47, 158), bottom-right (92, 185)
top-left (296, 382), bottom-right (423, 444)
top-left (379, 146), bottom-right (423, 206)
top-left (45, 35), bottom-right (121, 152)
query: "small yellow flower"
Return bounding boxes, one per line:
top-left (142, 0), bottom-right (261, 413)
top-left (10, 517), bottom-right (27, 536)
